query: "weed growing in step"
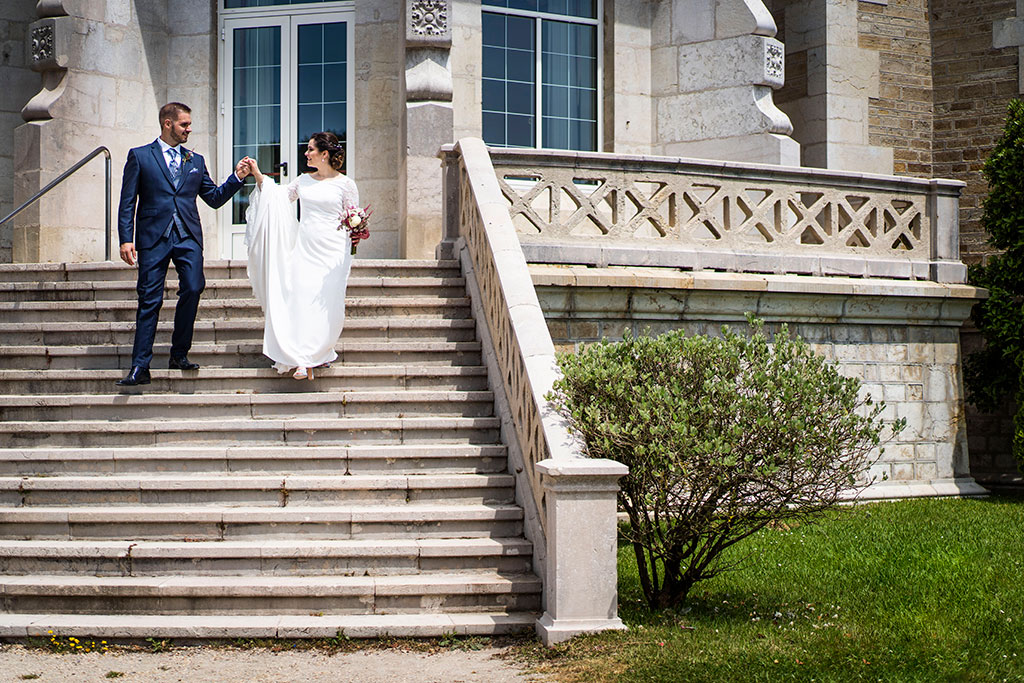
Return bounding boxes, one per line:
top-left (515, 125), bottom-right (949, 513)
top-left (145, 637), bottom-right (172, 653)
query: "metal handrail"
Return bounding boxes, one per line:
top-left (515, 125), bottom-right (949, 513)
top-left (0, 146), bottom-right (112, 260)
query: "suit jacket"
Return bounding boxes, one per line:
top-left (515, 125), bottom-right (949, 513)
top-left (117, 140), bottom-right (243, 250)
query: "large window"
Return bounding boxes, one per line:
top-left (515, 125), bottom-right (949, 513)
top-left (482, 0), bottom-right (600, 151)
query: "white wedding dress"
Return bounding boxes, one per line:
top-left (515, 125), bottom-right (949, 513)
top-left (244, 173), bottom-right (359, 373)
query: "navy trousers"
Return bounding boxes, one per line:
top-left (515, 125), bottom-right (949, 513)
top-left (130, 226), bottom-right (204, 369)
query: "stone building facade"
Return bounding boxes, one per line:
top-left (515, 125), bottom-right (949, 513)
top-left (0, 0), bottom-right (1022, 486)
top-left (1, 0), bottom-right (1021, 264)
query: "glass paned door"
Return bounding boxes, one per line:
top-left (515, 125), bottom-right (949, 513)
top-left (297, 21), bottom-right (348, 174)
top-left (230, 24), bottom-right (283, 228)
top-left (220, 10), bottom-right (352, 258)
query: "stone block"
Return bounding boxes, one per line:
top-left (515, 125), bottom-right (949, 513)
top-left (677, 35), bottom-right (783, 91)
top-left (651, 47), bottom-right (679, 96)
top-left (883, 383), bottom-right (905, 403)
top-left (891, 462), bottom-right (915, 480)
top-left (879, 363), bottom-right (902, 382)
top-left (671, 0), bottom-right (714, 44)
top-left (659, 131), bottom-right (800, 166)
top-left (715, 0), bottom-right (777, 40)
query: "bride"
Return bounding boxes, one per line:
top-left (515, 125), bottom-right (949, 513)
top-left (243, 131), bottom-right (361, 380)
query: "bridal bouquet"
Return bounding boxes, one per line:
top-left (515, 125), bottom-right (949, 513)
top-left (339, 204), bottom-right (372, 255)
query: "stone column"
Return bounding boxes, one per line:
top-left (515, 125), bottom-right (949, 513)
top-left (401, 0), bottom-right (453, 259)
top-left (534, 458), bottom-right (629, 647)
top-left (776, 0), bottom-right (893, 173)
top-left (651, 0), bottom-right (799, 165)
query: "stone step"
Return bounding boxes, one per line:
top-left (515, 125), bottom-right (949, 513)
top-left (0, 611), bottom-right (536, 639)
top-left (0, 390), bottom-right (496, 421)
top-left (0, 444), bottom-right (509, 476)
top-left (0, 537), bottom-right (533, 576)
top-left (0, 341), bottom-right (483, 370)
top-left (0, 473), bottom-right (515, 507)
top-left (0, 318), bottom-right (478, 346)
top-left (0, 296), bottom-right (471, 323)
top-left (0, 366), bottom-right (490, 395)
top-left (0, 572), bottom-right (543, 615)
top-left (0, 504), bottom-right (525, 540)
top-left (0, 277), bottom-right (469, 303)
top-left (0, 259), bottom-right (463, 283)
top-left (0, 416), bottom-right (501, 448)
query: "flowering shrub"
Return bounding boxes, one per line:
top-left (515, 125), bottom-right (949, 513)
top-left (966, 99), bottom-right (1024, 472)
top-left (548, 318), bottom-right (902, 608)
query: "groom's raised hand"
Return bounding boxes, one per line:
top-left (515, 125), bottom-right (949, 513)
top-left (235, 157), bottom-right (252, 179)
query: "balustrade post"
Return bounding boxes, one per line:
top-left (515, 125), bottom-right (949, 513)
top-left (535, 458), bottom-right (629, 646)
top-left (436, 145), bottom-right (460, 260)
top-left (928, 179), bottom-right (968, 284)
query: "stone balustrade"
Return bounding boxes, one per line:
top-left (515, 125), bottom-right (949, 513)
top-left (480, 148), bottom-right (967, 284)
top-left (441, 137), bottom-right (627, 646)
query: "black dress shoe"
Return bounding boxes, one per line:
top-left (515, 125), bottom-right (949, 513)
top-left (116, 366), bottom-right (151, 386)
top-left (168, 356), bottom-right (200, 370)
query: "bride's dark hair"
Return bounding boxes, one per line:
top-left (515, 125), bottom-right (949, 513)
top-left (311, 131), bottom-right (345, 171)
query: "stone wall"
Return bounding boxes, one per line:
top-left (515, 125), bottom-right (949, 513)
top-left (933, 0), bottom-right (1018, 266)
top-left (355, 0), bottom-right (403, 258)
top-left (531, 264), bottom-right (986, 498)
top-left (0, 0), bottom-right (48, 263)
top-left (858, 0), bottom-right (934, 178)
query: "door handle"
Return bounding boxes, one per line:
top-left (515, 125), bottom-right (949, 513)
top-left (275, 161), bottom-right (288, 176)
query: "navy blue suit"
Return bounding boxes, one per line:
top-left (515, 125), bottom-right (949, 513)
top-left (118, 140), bottom-right (243, 369)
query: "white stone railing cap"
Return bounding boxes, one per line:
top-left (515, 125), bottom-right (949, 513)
top-left (463, 146), bottom-right (966, 195)
top-left (536, 458), bottom-right (629, 478)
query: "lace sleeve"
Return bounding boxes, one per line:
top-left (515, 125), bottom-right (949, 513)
top-left (344, 177), bottom-right (360, 208)
top-left (286, 178), bottom-right (300, 203)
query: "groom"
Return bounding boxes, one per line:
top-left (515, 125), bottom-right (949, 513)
top-left (116, 102), bottom-right (251, 386)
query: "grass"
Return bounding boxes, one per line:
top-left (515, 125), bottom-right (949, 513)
top-left (519, 496), bottom-right (1024, 682)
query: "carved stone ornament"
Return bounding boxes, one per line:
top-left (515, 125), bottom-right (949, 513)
top-left (407, 0), bottom-right (451, 47)
top-left (31, 24), bottom-right (54, 64)
top-left (411, 0), bottom-right (448, 36)
top-left (765, 40), bottom-right (784, 82)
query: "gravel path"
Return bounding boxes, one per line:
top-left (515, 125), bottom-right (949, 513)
top-left (0, 644), bottom-right (548, 682)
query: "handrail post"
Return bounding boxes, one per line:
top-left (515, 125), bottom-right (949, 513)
top-left (105, 152), bottom-right (112, 261)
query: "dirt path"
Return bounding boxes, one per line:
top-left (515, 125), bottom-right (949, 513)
top-left (0, 644), bottom-right (549, 682)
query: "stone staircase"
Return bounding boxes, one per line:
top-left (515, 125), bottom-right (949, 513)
top-left (0, 259), bottom-right (540, 639)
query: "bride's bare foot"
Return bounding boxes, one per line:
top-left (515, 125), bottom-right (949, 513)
top-left (292, 367), bottom-right (308, 380)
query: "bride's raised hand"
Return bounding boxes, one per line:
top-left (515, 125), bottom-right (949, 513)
top-left (247, 158), bottom-right (265, 187)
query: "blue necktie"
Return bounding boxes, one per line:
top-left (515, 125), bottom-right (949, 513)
top-left (168, 148), bottom-right (180, 184)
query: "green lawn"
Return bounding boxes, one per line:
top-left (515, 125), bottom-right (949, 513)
top-left (523, 496), bottom-right (1024, 682)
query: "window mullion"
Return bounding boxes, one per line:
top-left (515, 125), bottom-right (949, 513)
top-left (535, 17), bottom-right (543, 149)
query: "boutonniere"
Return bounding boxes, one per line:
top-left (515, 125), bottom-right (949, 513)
top-left (181, 149), bottom-right (193, 164)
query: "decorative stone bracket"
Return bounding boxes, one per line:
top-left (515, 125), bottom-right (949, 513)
top-left (22, 8), bottom-right (71, 122)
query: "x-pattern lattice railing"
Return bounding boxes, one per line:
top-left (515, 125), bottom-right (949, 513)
top-left (483, 148), bottom-right (966, 283)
